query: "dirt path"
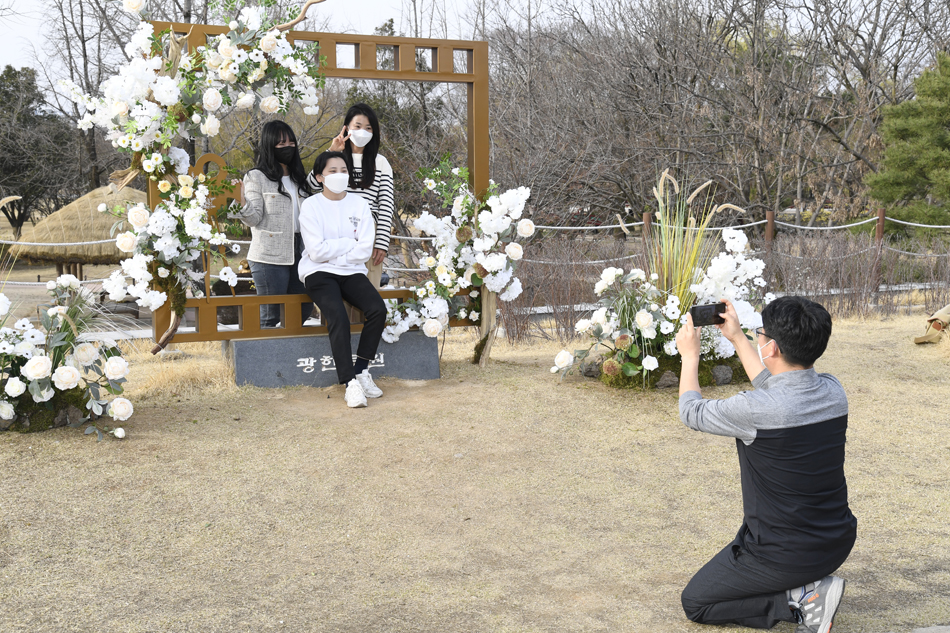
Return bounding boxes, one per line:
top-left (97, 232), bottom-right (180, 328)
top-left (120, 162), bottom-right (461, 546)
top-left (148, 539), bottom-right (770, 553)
top-left (0, 316), bottom-right (948, 632)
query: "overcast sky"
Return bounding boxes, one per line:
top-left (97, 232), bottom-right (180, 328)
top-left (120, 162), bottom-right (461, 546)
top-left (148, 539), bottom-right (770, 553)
top-left (0, 0), bottom-right (424, 72)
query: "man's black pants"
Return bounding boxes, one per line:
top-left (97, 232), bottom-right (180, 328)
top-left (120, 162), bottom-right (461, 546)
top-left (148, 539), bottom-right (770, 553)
top-left (304, 271), bottom-right (386, 385)
top-left (681, 538), bottom-right (848, 629)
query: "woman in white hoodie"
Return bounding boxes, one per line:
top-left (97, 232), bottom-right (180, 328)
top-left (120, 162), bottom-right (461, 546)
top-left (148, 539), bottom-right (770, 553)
top-left (299, 151), bottom-right (387, 408)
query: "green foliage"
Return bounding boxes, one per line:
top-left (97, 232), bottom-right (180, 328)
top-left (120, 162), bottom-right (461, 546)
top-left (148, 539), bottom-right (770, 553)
top-left (866, 53), bottom-right (950, 231)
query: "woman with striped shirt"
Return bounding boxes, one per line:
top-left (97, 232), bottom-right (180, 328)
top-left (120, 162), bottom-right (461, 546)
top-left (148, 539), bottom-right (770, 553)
top-left (308, 103), bottom-right (395, 290)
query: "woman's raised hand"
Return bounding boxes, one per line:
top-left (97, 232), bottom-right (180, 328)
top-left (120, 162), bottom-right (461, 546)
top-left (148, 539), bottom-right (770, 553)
top-left (329, 125), bottom-right (350, 152)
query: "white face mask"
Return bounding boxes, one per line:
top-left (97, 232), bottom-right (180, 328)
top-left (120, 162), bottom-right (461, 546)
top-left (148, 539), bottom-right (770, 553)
top-left (323, 173), bottom-right (349, 194)
top-left (757, 339), bottom-right (774, 364)
top-left (348, 128), bottom-right (373, 148)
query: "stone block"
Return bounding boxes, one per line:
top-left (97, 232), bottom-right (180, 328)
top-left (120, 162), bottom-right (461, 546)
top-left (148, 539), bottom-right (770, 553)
top-left (712, 364), bottom-right (734, 385)
top-left (224, 329), bottom-right (440, 388)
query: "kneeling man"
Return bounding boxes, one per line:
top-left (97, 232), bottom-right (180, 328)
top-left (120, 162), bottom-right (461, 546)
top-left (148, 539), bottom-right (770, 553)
top-left (676, 296), bottom-right (856, 633)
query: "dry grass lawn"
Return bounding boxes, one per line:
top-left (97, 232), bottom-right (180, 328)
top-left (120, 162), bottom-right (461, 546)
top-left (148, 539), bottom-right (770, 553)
top-left (1, 314), bottom-right (948, 632)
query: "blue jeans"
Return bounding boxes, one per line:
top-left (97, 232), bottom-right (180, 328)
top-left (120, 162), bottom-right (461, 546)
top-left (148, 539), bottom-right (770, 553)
top-left (248, 233), bottom-right (311, 328)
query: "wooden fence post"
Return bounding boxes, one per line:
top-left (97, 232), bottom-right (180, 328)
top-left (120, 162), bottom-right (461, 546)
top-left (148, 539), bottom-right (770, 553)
top-left (765, 210), bottom-right (775, 250)
top-left (642, 212), bottom-right (652, 242)
top-left (876, 207), bottom-right (886, 243)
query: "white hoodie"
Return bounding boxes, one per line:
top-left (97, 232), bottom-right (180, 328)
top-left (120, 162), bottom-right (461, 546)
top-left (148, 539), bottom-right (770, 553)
top-left (298, 192), bottom-right (375, 282)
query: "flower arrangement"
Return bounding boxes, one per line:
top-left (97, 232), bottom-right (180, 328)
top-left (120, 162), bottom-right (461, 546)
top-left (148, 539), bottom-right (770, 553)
top-left (381, 161), bottom-right (533, 343)
top-left (0, 276), bottom-right (134, 438)
top-left (60, 5), bottom-right (324, 189)
top-left (554, 227), bottom-right (773, 387)
top-left (101, 173), bottom-right (237, 316)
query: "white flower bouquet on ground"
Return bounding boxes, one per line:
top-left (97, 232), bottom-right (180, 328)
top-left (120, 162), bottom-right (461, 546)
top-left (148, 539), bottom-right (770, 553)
top-left (382, 161), bottom-right (532, 343)
top-left (0, 276), bottom-right (135, 438)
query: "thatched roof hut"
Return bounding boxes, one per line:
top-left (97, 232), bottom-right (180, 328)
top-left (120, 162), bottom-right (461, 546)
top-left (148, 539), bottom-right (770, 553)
top-left (10, 186), bottom-right (145, 266)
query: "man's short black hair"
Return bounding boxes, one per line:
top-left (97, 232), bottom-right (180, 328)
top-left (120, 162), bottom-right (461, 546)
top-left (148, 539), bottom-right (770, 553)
top-left (761, 296), bottom-right (832, 367)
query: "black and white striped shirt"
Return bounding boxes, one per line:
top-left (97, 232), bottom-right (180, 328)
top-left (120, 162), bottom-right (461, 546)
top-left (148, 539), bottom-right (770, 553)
top-left (308, 153), bottom-right (395, 252)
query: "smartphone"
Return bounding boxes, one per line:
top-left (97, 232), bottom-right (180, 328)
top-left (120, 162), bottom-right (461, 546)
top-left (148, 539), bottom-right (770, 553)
top-left (690, 303), bottom-right (726, 326)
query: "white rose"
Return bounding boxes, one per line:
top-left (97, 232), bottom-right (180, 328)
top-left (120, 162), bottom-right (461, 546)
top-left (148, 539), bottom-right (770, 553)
top-left (113, 427), bottom-right (126, 439)
top-left (202, 88), bottom-right (223, 111)
top-left (115, 232), bottom-right (137, 253)
top-left (108, 397), bottom-right (134, 421)
top-left (33, 387), bottom-right (54, 403)
top-left (554, 350), bottom-right (573, 369)
top-left (127, 205), bottom-right (150, 230)
top-left (73, 342), bottom-right (99, 366)
top-left (4, 377), bottom-right (25, 397)
top-left (504, 242), bottom-right (523, 261)
top-left (158, 267), bottom-right (170, 278)
top-left (104, 356), bottom-right (130, 381)
top-left (199, 115), bottom-right (220, 137)
top-left (235, 92), bottom-right (255, 109)
top-left (575, 319), bottom-right (592, 333)
top-left (260, 34), bottom-right (278, 52)
top-left (642, 355), bottom-right (659, 371)
top-left (22, 355), bottom-right (52, 381)
top-left (217, 39), bottom-right (236, 59)
top-left (52, 365), bottom-right (81, 391)
top-left (47, 306), bottom-right (67, 319)
top-left (635, 310), bottom-right (654, 330)
top-left (259, 96), bottom-right (280, 114)
top-left (516, 219), bottom-right (535, 238)
top-left (122, 0), bottom-right (145, 12)
top-left (0, 401), bottom-right (13, 420)
top-left (422, 318), bottom-right (442, 337)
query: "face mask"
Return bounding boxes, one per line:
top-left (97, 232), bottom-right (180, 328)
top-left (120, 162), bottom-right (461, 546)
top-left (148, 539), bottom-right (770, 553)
top-left (323, 173), bottom-right (349, 193)
top-left (757, 339), bottom-right (774, 364)
top-left (348, 128), bottom-right (373, 148)
top-left (274, 146), bottom-right (296, 165)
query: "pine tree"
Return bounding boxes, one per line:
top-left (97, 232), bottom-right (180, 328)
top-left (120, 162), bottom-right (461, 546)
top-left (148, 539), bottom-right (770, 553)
top-left (866, 53), bottom-right (950, 228)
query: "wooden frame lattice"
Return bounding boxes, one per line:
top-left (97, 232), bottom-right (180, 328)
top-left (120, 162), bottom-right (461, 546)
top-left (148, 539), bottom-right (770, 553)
top-left (147, 22), bottom-right (491, 344)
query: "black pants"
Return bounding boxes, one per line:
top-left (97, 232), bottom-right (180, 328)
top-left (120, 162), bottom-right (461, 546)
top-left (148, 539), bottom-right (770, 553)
top-left (304, 271), bottom-right (386, 385)
top-left (681, 538), bottom-right (847, 629)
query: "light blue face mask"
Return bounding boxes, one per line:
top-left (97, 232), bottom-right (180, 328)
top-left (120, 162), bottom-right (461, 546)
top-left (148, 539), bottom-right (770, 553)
top-left (758, 339), bottom-right (775, 364)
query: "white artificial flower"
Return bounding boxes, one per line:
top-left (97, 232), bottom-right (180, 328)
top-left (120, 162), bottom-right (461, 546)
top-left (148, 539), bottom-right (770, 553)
top-left (52, 365), bottom-right (82, 390)
top-left (499, 277), bottom-right (523, 301)
top-left (575, 318), bottom-right (592, 333)
top-left (0, 294), bottom-right (10, 317)
top-left (0, 401), bottom-right (13, 420)
top-left (158, 267), bottom-right (170, 278)
top-left (218, 267), bottom-right (238, 286)
top-left (664, 340), bottom-right (679, 357)
top-left (127, 205), bottom-right (150, 230)
top-left (122, 0), bottom-right (145, 13)
top-left (554, 350), bottom-right (573, 369)
top-left (642, 326), bottom-right (657, 339)
top-left (424, 178), bottom-right (437, 190)
top-left (104, 356), bottom-right (130, 380)
top-left (594, 279), bottom-right (609, 296)
top-left (14, 317), bottom-right (32, 331)
top-left (235, 92), bottom-right (256, 109)
top-left (113, 427), bottom-right (126, 439)
top-left (46, 280), bottom-right (56, 290)
top-left (4, 376), bottom-right (26, 397)
top-left (259, 96), bottom-right (281, 114)
top-left (505, 242), bottom-right (523, 261)
top-left (97, 203), bottom-right (108, 212)
top-left (73, 342), bottom-right (99, 366)
top-left (33, 387), bottom-right (55, 403)
top-left (422, 318), bottom-right (442, 337)
top-left (469, 311), bottom-right (479, 321)
top-left (202, 88), bottom-right (223, 111)
top-left (660, 320), bottom-right (675, 335)
top-left (47, 306), bottom-right (68, 320)
top-left (23, 329), bottom-right (45, 345)
top-left (516, 219), bottom-right (535, 238)
top-left (634, 310), bottom-right (654, 330)
top-left (22, 355), bottom-right (53, 381)
top-left (629, 268), bottom-right (646, 281)
top-left (199, 114), bottom-right (221, 137)
top-left (260, 34), bottom-right (278, 53)
top-left (239, 6), bottom-right (263, 31)
top-left (14, 341), bottom-right (34, 358)
top-left (591, 307), bottom-right (608, 326)
top-left (108, 397), bottom-right (134, 421)
top-left (115, 231), bottom-right (137, 253)
top-left (642, 355), bottom-right (659, 371)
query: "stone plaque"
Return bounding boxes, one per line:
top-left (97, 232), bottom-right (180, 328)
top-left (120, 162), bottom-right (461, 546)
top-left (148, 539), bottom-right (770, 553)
top-left (224, 329), bottom-right (440, 388)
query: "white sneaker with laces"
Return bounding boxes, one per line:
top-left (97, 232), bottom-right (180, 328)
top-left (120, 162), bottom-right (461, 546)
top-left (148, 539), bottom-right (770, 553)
top-left (356, 369), bottom-right (383, 398)
top-left (344, 379), bottom-right (367, 408)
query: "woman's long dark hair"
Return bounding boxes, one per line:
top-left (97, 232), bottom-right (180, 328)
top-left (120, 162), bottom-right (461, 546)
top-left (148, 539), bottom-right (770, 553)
top-left (254, 120), bottom-right (311, 199)
top-left (342, 103), bottom-right (381, 190)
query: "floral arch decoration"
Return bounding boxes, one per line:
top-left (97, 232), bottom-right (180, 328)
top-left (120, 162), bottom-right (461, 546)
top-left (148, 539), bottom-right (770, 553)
top-left (62, 1), bottom-right (499, 354)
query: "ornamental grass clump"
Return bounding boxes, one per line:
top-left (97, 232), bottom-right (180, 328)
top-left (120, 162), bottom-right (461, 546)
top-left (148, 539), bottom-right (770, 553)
top-left (0, 275), bottom-right (135, 438)
top-left (553, 171), bottom-right (774, 388)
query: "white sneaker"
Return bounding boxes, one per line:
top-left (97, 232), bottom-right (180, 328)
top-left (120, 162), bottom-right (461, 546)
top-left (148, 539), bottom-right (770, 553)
top-left (356, 369), bottom-right (383, 398)
top-left (344, 379), bottom-right (367, 408)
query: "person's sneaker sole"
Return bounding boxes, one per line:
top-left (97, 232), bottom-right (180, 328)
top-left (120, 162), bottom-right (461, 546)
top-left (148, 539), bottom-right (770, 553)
top-left (796, 576), bottom-right (845, 633)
